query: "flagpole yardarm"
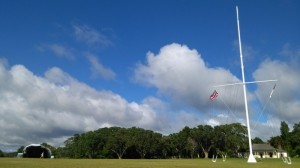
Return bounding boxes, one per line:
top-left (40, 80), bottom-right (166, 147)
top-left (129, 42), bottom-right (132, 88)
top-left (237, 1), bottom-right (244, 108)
top-left (212, 79), bottom-right (278, 88)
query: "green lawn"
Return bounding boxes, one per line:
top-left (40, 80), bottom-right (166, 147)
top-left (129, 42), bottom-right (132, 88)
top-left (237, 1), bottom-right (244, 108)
top-left (0, 158), bottom-right (299, 168)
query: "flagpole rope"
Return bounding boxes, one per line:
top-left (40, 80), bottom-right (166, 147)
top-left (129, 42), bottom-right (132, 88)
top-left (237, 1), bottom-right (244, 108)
top-left (253, 84), bottom-right (276, 130)
top-left (253, 95), bottom-right (271, 130)
top-left (218, 92), bottom-right (247, 133)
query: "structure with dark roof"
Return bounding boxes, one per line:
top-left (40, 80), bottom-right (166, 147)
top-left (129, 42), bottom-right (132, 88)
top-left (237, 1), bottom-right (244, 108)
top-left (22, 144), bottom-right (52, 158)
top-left (252, 144), bottom-right (287, 158)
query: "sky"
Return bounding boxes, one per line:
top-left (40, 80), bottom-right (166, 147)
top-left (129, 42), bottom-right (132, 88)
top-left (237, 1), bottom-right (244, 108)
top-left (0, 0), bottom-right (300, 152)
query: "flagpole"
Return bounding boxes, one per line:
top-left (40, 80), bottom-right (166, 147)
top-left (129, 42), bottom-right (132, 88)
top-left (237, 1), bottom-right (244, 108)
top-left (236, 6), bottom-right (256, 163)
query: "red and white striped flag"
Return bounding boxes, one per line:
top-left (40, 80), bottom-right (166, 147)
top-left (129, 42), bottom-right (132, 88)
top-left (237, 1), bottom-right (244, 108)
top-left (209, 90), bottom-right (218, 101)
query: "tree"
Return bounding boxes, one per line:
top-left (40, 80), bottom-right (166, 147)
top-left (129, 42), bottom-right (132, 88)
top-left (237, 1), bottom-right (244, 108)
top-left (0, 149), bottom-right (4, 157)
top-left (191, 125), bottom-right (214, 159)
top-left (280, 121), bottom-right (290, 141)
top-left (130, 127), bottom-right (162, 159)
top-left (17, 146), bottom-right (24, 153)
top-left (170, 126), bottom-right (191, 158)
top-left (186, 137), bottom-right (197, 158)
top-left (252, 137), bottom-right (264, 144)
top-left (280, 121), bottom-right (291, 152)
top-left (213, 125), bottom-right (228, 158)
top-left (160, 136), bottom-right (172, 158)
top-left (268, 136), bottom-right (283, 149)
top-left (290, 122), bottom-right (300, 157)
top-left (106, 127), bottom-right (131, 159)
top-left (64, 133), bottom-right (84, 158)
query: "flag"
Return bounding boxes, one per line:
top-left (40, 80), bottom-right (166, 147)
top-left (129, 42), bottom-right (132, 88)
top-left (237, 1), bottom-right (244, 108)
top-left (209, 90), bottom-right (218, 101)
top-left (269, 84), bottom-right (276, 98)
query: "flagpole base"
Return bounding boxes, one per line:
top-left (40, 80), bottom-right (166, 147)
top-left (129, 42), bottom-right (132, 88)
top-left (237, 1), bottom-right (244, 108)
top-left (247, 153), bottom-right (257, 163)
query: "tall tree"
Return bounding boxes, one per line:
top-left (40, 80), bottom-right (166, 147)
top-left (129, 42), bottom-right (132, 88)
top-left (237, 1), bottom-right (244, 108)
top-left (268, 136), bottom-right (283, 149)
top-left (64, 134), bottom-right (83, 158)
top-left (170, 126), bottom-right (190, 158)
top-left (280, 121), bottom-right (290, 141)
top-left (191, 125), bottom-right (214, 159)
top-left (160, 136), bottom-right (172, 158)
top-left (131, 128), bottom-right (162, 159)
top-left (0, 149), bottom-right (4, 157)
top-left (290, 122), bottom-right (300, 156)
top-left (106, 127), bottom-right (130, 159)
top-left (252, 137), bottom-right (264, 144)
top-left (280, 121), bottom-right (291, 151)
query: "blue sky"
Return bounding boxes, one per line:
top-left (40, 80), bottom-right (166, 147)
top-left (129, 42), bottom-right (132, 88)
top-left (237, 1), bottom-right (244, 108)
top-left (0, 0), bottom-right (300, 151)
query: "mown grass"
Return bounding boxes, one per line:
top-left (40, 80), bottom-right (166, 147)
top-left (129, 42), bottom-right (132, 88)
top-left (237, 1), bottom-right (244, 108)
top-left (0, 158), bottom-right (299, 168)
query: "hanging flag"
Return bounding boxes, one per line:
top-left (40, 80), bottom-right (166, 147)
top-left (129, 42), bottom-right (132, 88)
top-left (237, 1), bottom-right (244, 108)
top-left (209, 90), bottom-right (218, 101)
top-left (269, 83), bottom-right (276, 98)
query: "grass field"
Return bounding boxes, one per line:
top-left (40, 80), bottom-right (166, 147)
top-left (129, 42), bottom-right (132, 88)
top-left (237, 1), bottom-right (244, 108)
top-left (0, 158), bottom-right (299, 168)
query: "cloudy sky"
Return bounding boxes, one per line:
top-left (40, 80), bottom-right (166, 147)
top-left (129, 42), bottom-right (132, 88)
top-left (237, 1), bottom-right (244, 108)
top-left (0, 0), bottom-right (300, 151)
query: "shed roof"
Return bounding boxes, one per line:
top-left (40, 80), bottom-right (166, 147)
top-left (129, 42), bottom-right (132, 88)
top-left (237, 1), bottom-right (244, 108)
top-left (252, 144), bottom-right (276, 152)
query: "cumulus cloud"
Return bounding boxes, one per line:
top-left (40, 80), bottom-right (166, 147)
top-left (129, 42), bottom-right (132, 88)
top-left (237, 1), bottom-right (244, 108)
top-left (86, 53), bottom-right (116, 80)
top-left (0, 62), bottom-right (166, 149)
top-left (1, 43), bottom-right (299, 151)
top-left (133, 43), bottom-right (300, 140)
top-left (134, 43), bottom-right (244, 112)
top-left (253, 59), bottom-right (300, 124)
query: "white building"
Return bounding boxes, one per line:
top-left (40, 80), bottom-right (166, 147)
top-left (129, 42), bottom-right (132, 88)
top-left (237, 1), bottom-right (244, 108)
top-left (252, 144), bottom-right (287, 159)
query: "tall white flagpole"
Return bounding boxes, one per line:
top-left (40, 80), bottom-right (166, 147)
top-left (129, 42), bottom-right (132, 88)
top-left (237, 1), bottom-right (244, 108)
top-left (236, 6), bottom-right (257, 163)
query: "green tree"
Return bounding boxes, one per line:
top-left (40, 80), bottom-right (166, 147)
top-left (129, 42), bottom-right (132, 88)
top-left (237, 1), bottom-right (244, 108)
top-left (64, 133), bottom-right (84, 158)
top-left (186, 137), bottom-right (197, 158)
top-left (290, 122), bottom-right (300, 157)
top-left (160, 136), bottom-right (172, 158)
top-left (191, 125), bottom-right (214, 159)
top-left (280, 121), bottom-right (290, 141)
top-left (17, 146), bottom-right (24, 153)
top-left (213, 123), bottom-right (247, 157)
top-left (252, 137), bottom-right (264, 144)
top-left (280, 121), bottom-right (291, 152)
top-left (130, 127), bottom-right (162, 159)
top-left (170, 126), bottom-right (191, 158)
top-left (0, 149), bottom-right (4, 157)
top-left (268, 136), bottom-right (283, 149)
top-left (106, 127), bottom-right (130, 159)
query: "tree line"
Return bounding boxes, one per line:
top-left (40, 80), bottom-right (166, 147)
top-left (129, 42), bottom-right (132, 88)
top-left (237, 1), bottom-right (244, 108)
top-left (2, 121), bottom-right (300, 159)
top-left (46, 123), bottom-right (250, 159)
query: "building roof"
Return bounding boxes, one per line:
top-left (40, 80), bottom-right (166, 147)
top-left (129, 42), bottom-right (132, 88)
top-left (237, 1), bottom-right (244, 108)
top-left (252, 144), bottom-right (276, 152)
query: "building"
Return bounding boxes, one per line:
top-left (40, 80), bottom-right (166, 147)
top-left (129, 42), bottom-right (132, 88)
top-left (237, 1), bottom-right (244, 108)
top-left (21, 144), bottom-right (52, 158)
top-left (252, 144), bottom-right (287, 159)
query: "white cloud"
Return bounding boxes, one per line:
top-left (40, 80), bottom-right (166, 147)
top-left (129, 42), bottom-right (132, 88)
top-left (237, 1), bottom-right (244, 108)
top-left (1, 43), bottom-right (299, 151)
top-left (86, 53), bottom-right (116, 80)
top-left (73, 24), bottom-right (113, 47)
top-left (0, 62), bottom-right (165, 149)
top-left (253, 59), bottom-right (300, 124)
top-left (134, 43), bottom-right (243, 112)
top-left (38, 44), bottom-right (75, 60)
top-left (133, 43), bottom-right (300, 141)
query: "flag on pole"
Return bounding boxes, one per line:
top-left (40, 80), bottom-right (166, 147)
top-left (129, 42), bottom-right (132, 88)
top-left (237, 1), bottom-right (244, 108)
top-left (209, 90), bottom-right (218, 101)
top-left (269, 84), bottom-right (276, 98)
